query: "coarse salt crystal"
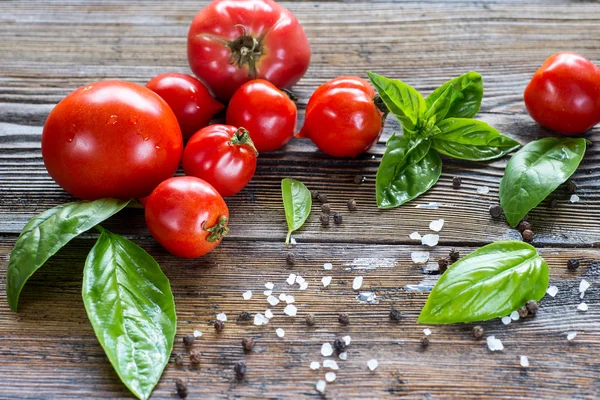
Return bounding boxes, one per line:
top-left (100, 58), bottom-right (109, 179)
top-left (486, 336), bottom-right (504, 351)
top-left (339, 352), bottom-right (348, 360)
top-left (429, 219), bottom-right (444, 232)
top-left (299, 281), bottom-right (309, 290)
top-left (323, 262), bottom-right (333, 270)
top-left (567, 332), bottom-right (577, 341)
top-left (267, 295), bottom-right (280, 306)
top-left (501, 316), bottom-right (511, 325)
top-left (477, 186), bottom-right (490, 195)
top-left (411, 251), bottom-right (430, 264)
top-left (520, 355), bottom-right (529, 368)
top-left (265, 309), bottom-right (274, 319)
top-left (353, 276), bottom-right (363, 290)
top-left (315, 380), bottom-right (326, 393)
top-left (296, 275), bottom-right (306, 285)
top-left (276, 328), bottom-right (285, 338)
top-left (367, 359), bottom-right (379, 371)
top-left (322, 276), bottom-right (332, 287)
top-left (510, 311), bottom-right (520, 321)
top-left (577, 302), bottom-right (588, 312)
top-left (321, 342), bottom-right (333, 357)
top-left (325, 372), bottom-right (336, 382)
top-left (265, 282), bottom-right (274, 290)
top-left (310, 361), bottom-right (320, 370)
top-left (263, 290), bottom-right (272, 296)
top-left (579, 279), bottom-right (590, 296)
top-left (286, 295), bottom-right (295, 304)
top-left (290, 238), bottom-right (297, 245)
top-left (287, 274), bottom-right (296, 285)
top-left (216, 313), bottom-right (227, 322)
top-left (193, 330), bottom-right (202, 338)
top-left (254, 313), bottom-right (266, 326)
top-left (421, 234), bottom-right (440, 247)
top-left (279, 293), bottom-right (287, 301)
top-left (284, 304), bottom-right (297, 316)
top-left (342, 335), bottom-right (351, 345)
top-left (242, 290), bottom-right (252, 300)
top-left (323, 360), bottom-right (339, 370)
top-left (547, 285), bottom-right (559, 297)
top-left (423, 328), bottom-right (432, 336)
top-left (409, 232), bottom-right (422, 240)
top-left (570, 194), bottom-right (580, 203)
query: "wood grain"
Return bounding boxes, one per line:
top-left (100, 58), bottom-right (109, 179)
top-left (0, 0), bottom-right (599, 399)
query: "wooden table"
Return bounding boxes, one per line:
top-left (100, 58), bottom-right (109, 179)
top-left (1, 1), bottom-right (599, 398)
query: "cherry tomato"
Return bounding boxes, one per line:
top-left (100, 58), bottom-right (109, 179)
top-left (524, 52), bottom-right (600, 134)
top-left (144, 176), bottom-right (229, 258)
top-left (226, 80), bottom-right (296, 152)
top-left (298, 76), bottom-right (384, 157)
top-left (146, 73), bottom-right (224, 140)
top-left (42, 81), bottom-right (183, 200)
top-left (187, 0), bottom-right (310, 101)
top-left (183, 125), bottom-right (258, 197)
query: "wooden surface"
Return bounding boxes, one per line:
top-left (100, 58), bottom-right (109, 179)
top-left (1, 1), bottom-right (599, 399)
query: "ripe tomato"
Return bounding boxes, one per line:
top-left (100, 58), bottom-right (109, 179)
top-left (42, 81), bottom-right (183, 200)
top-left (298, 76), bottom-right (384, 157)
top-left (144, 176), bottom-right (229, 258)
top-left (187, 0), bottom-right (310, 100)
top-left (226, 80), bottom-right (296, 152)
top-left (146, 73), bottom-right (224, 140)
top-left (524, 52), bottom-right (600, 134)
top-left (183, 125), bottom-right (258, 197)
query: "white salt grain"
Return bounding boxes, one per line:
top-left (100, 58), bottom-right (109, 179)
top-left (367, 359), bottom-right (379, 371)
top-left (265, 309), bottom-right (274, 319)
top-left (411, 251), bottom-right (430, 264)
top-left (323, 262), bottom-right (333, 270)
top-left (193, 330), bottom-right (202, 338)
top-left (547, 285), bottom-right (559, 297)
top-left (501, 316), bottom-right (512, 325)
top-left (570, 194), bottom-right (580, 203)
top-left (290, 238), bottom-right (297, 245)
top-left (310, 361), bottom-right (320, 370)
top-left (510, 311), bottom-right (520, 321)
top-left (486, 336), bottom-right (504, 351)
top-left (577, 302), bottom-right (588, 312)
top-left (284, 304), bottom-right (298, 316)
top-left (216, 313), bottom-right (227, 322)
top-left (353, 276), bottom-right (363, 290)
top-left (520, 355), bottom-right (529, 368)
top-left (296, 275), bottom-right (306, 285)
top-left (323, 360), bottom-right (339, 370)
top-left (423, 328), bottom-right (432, 336)
top-left (286, 295), bottom-right (296, 304)
top-left (339, 352), bottom-right (348, 360)
top-left (409, 232), bottom-right (422, 240)
top-left (287, 274), bottom-right (296, 285)
top-left (579, 279), bottom-right (590, 297)
top-left (322, 276), bottom-right (332, 287)
top-left (477, 186), bottom-right (490, 195)
top-left (254, 313), bottom-right (266, 326)
top-left (265, 282), bottom-right (274, 290)
top-left (315, 380), bottom-right (326, 393)
top-left (343, 335), bottom-right (352, 345)
top-left (242, 290), bottom-right (252, 300)
top-left (421, 234), bottom-right (440, 247)
top-left (429, 219), bottom-right (444, 232)
top-left (279, 293), bottom-right (287, 301)
top-left (325, 372), bottom-right (336, 382)
top-left (567, 332), bottom-right (577, 341)
top-left (263, 290), bottom-right (272, 296)
top-left (299, 282), bottom-right (309, 290)
top-left (276, 328), bottom-right (285, 338)
top-left (321, 342), bottom-right (333, 357)
top-left (267, 295), bottom-right (280, 306)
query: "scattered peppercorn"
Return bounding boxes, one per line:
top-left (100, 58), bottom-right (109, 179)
top-left (174, 353), bottom-right (184, 366)
top-left (311, 190), bottom-right (319, 200)
top-left (488, 204), bottom-right (502, 219)
top-left (333, 338), bottom-right (347, 353)
top-left (389, 308), bottom-right (402, 321)
top-left (550, 198), bottom-right (558, 209)
top-left (319, 213), bottom-right (330, 225)
top-left (239, 311), bottom-right (251, 321)
top-left (189, 351), bottom-right (201, 364)
top-left (175, 379), bottom-right (188, 399)
top-left (452, 176), bottom-right (462, 189)
top-left (317, 192), bottom-right (328, 203)
top-left (347, 198), bottom-right (357, 211)
top-left (472, 326), bottom-right (484, 339)
top-left (338, 313), bottom-right (350, 325)
top-left (321, 203), bottom-right (331, 214)
top-left (332, 212), bottom-right (343, 224)
top-left (567, 258), bottom-right (580, 270)
top-left (518, 221), bottom-right (532, 233)
top-left (420, 336), bottom-right (430, 347)
top-left (354, 175), bottom-right (365, 184)
top-left (449, 248), bottom-right (460, 262)
top-left (305, 313), bottom-right (316, 326)
top-left (566, 180), bottom-right (577, 194)
top-left (242, 337), bottom-right (255, 352)
top-left (286, 252), bottom-right (296, 265)
top-left (437, 257), bottom-right (449, 273)
top-left (183, 334), bottom-right (195, 346)
top-left (214, 320), bottom-right (225, 332)
top-left (518, 306), bottom-right (528, 319)
top-left (234, 360), bottom-right (247, 380)
top-left (521, 229), bottom-right (534, 243)
top-left (526, 300), bottom-right (538, 315)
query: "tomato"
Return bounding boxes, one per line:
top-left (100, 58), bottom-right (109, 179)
top-left (226, 80), bottom-right (296, 152)
top-left (183, 125), bottom-right (258, 197)
top-left (187, 0), bottom-right (310, 101)
top-left (144, 176), bottom-right (229, 258)
top-left (524, 52), bottom-right (600, 134)
top-left (146, 73), bottom-right (224, 140)
top-left (298, 76), bottom-right (384, 157)
top-left (42, 81), bottom-right (183, 200)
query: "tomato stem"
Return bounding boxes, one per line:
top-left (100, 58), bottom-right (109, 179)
top-left (203, 216), bottom-right (230, 242)
top-left (227, 25), bottom-right (262, 78)
top-left (230, 127), bottom-right (258, 155)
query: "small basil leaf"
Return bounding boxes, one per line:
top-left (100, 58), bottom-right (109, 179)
top-left (376, 136), bottom-right (442, 208)
top-left (6, 198), bottom-right (131, 311)
top-left (424, 85), bottom-right (452, 124)
top-left (499, 137), bottom-right (587, 227)
top-left (281, 178), bottom-right (312, 244)
top-left (425, 72), bottom-right (483, 119)
top-left (418, 241), bottom-right (549, 324)
top-left (83, 227), bottom-right (176, 400)
top-left (367, 71), bottom-right (425, 131)
top-left (432, 118), bottom-right (521, 161)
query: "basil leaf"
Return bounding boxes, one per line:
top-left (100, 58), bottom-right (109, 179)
top-left (432, 118), bottom-right (520, 161)
top-left (83, 227), bottom-right (176, 400)
top-left (367, 71), bottom-right (425, 132)
top-left (6, 198), bottom-right (131, 311)
top-left (281, 178), bottom-right (312, 244)
top-left (376, 136), bottom-right (442, 208)
top-left (499, 137), bottom-right (587, 227)
top-left (418, 241), bottom-right (549, 324)
top-left (425, 72), bottom-right (483, 120)
top-left (424, 85), bottom-right (452, 124)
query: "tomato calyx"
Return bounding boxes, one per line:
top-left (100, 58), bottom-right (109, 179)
top-left (374, 94), bottom-right (390, 117)
top-left (203, 215), bottom-right (230, 242)
top-left (227, 25), bottom-right (262, 78)
top-left (281, 88), bottom-right (298, 103)
top-left (229, 127), bottom-right (259, 155)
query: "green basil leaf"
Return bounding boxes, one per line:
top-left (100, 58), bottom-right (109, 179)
top-left (425, 72), bottom-right (483, 119)
top-left (376, 136), bottom-right (442, 208)
top-left (83, 227), bottom-right (176, 400)
top-left (281, 178), bottom-right (312, 244)
top-left (424, 85), bottom-right (453, 124)
top-left (432, 118), bottom-right (520, 161)
top-left (499, 137), bottom-right (587, 227)
top-left (418, 241), bottom-right (549, 324)
top-left (6, 198), bottom-right (131, 312)
top-left (367, 71), bottom-right (425, 132)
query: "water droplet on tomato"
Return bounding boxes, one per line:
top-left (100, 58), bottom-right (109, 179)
top-left (143, 136), bottom-right (149, 141)
top-left (155, 145), bottom-right (160, 149)
top-left (67, 137), bottom-right (73, 143)
top-left (83, 86), bottom-right (93, 91)
top-left (106, 115), bottom-right (118, 125)
top-left (129, 116), bottom-right (138, 125)
top-left (188, 86), bottom-right (196, 94)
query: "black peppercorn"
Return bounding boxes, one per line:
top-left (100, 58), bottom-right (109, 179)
top-left (566, 180), bottom-right (577, 194)
top-left (449, 249), bottom-right (460, 262)
top-left (214, 320), bottom-right (225, 332)
top-left (175, 379), bottom-right (188, 399)
top-left (333, 338), bottom-right (347, 353)
top-left (518, 306), bottom-right (528, 319)
top-left (286, 252), bottom-right (296, 265)
top-left (522, 229), bottom-right (534, 243)
top-left (420, 336), bottom-right (430, 347)
top-left (338, 313), bottom-right (350, 325)
top-left (452, 176), bottom-right (462, 189)
top-left (347, 198), bottom-right (357, 211)
top-left (319, 213), bottom-right (330, 225)
top-left (234, 360), bottom-right (246, 380)
top-left (317, 192), bottom-right (328, 204)
top-left (389, 308), bottom-right (402, 321)
top-left (174, 353), bottom-right (184, 366)
top-left (189, 351), bottom-right (201, 364)
top-left (488, 204), bottom-right (502, 219)
top-left (472, 326), bottom-right (484, 339)
top-left (550, 198), bottom-right (559, 209)
top-left (305, 313), bottom-right (315, 326)
top-left (567, 258), bottom-right (580, 270)
top-left (239, 311), bottom-right (251, 321)
top-left (241, 337), bottom-right (255, 352)
top-left (526, 300), bottom-right (538, 315)
top-left (183, 334), bottom-right (195, 346)
top-left (437, 257), bottom-right (449, 273)
top-left (321, 203), bottom-right (331, 214)
top-left (333, 212), bottom-right (342, 225)
top-left (518, 221), bottom-right (532, 233)
top-left (311, 191), bottom-right (319, 200)
top-left (354, 175), bottom-right (365, 184)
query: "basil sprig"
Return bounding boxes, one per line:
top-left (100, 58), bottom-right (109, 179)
top-left (419, 241), bottom-right (549, 324)
top-left (281, 178), bottom-right (312, 244)
top-left (368, 71), bottom-right (520, 208)
top-left (500, 137), bottom-right (588, 227)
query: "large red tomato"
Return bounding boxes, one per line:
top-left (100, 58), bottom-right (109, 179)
top-left (226, 79), bottom-right (296, 152)
top-left (183, 125), bottom-right (258, 197)
top-left (524, 52), bottom-right (600, 134)
top-left (144, 176), bottom-right (229, 258)
top-left (298, 76), bottom-right (384, 157)
top-left (187, 0), bottom-right (311, 101)
top-left (42, 81), bottom-right (183, 200)
top-left (146, 73), bottom-right (224, 139)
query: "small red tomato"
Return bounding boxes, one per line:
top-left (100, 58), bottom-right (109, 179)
top-left (226, 79), bottom-right (297, 152)
top-left (183, 125), bottom-right (258, 197)
top-left (144, 176), bottom-right (229, 258)
top-left (146, 72), bottom-right (224, 139)
top-left (298, 76), bottom-right (384, 157)
top-left (524, 52), bottom-right (600, 134)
